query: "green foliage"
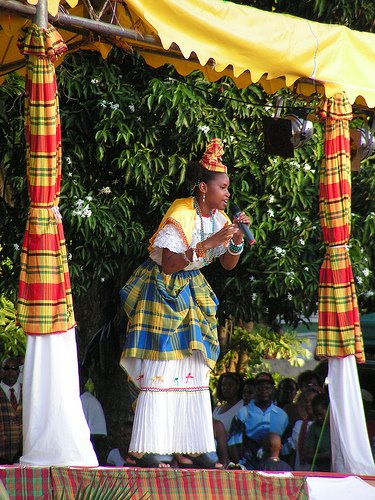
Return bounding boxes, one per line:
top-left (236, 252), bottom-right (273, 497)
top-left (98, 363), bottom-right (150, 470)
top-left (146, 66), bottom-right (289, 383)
top-left (312, 0), bottom-right (375, 30)
top-left (1, 48), bottom-right (374, 327)
top-left (1, 3), bottom-right (375, 335)
top-left (351, 162), bottom-right (375, 312)
top-left (0, 295), bottom-right (26, 362)
top-left (234, 0), bottom-right (375, 32)
top-left (217, 323), bottom-right (311, 378)
top-left (0, 74), bottom-right (28, 298)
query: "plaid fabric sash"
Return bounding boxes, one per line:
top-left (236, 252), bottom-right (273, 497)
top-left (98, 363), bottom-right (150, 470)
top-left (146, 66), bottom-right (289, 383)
top-left (316, 93), bottom-right (364, 362)
top-left (121, 260), bottom-right (220, 369)
top-left (17, 24), bottom-right (75, 335)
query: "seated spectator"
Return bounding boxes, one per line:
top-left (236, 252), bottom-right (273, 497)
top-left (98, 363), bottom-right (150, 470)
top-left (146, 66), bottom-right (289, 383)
top-left (213, 418), bottom-right (229, 467)
top-left (213, 372), bottom-right (244, 433)
top-left (282, 386), bottom-right (322, 470)
top-left (260, 432), bottom-right (292, 472)
top-left (107, 421), bottom-right (137, 466)
top-left (283, 370), bottom-right (322, 432)
top-left (276, 378), bottom-right (298, 409)
top-left (79, 366), bottom-right (108, 465)
top-left (297, 370), bottom-right (322, 392)
top-left (304, 394), bottom-right (331, 472)
top-left (242, 378), bottom-right (256, 406)
top-left (0, 357), bottom-right (22, 464)
top-left (313, 360), bottom-right (328, 387)
top-left (15, 355), bottom-right (25, 384)
top-left (228, 372), bottom-right (288, 470)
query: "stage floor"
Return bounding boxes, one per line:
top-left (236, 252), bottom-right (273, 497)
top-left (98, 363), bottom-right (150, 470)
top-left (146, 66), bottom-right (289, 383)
top-left (0, 466), bottom-right (374, 499)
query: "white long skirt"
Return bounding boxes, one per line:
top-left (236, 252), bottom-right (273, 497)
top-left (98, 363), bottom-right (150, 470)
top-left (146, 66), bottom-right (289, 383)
top-left (122, 351), bottom-right (215, 455)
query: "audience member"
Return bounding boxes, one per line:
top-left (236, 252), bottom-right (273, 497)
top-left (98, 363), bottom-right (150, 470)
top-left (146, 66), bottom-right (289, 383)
top-left (276, 378), bottom-right (298, 409)
top-left (282, 386), bottom-right (322, 470)
top-left (304, 394), bottom-right (331, 472)
top-left (297, 370), bottom-right (322, 392)
top-left (15, 355), bottom-right (25, 384)
top-left (107, 421), bottom-right (137, 466)
top-left (79, 367), bottom-right (108, 465)
top-left (213, 418), bottom-right (229, 467)
top-left (242, 378), bottom-right (256, 406)
top-left (313, 360), bottom-right (328, 388)
top-left (0, 357), bottom-right (22, 464)
top-left (260, 432), bottom-right (292, 472)
top-left (213, 372), bottom-right (244, 433)
top-left (283, 370), bottom-right (322, 432)
top-left (228, 372), bottom-right (288, 469)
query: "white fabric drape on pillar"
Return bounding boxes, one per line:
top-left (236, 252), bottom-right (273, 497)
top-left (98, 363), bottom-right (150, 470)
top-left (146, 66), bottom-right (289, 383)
top-left (307, 476), bottom-right (375, 500)
top-left (20, 328), bottom-right (98, 466)
top-left (328, 356), bottom-right (375, 475)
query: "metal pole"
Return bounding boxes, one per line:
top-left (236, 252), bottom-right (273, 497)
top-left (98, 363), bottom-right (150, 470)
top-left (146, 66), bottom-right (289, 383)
top-left (0, 0), bottom-right (176, 49)
top-left (33, 0), bottom-right (48, 29)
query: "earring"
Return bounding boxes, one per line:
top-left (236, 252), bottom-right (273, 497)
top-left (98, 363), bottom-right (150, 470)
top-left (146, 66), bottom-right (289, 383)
top-left (203, 193), bottom-right (206, 203)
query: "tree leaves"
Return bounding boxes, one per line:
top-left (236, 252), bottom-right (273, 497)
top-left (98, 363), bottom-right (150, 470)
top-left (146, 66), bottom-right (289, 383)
top-left (0, 38), bottom-right (374, 327)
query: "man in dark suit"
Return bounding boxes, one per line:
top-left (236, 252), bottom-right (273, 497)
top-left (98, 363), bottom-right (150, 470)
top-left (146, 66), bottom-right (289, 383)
top-left (0, 357), bottom-right (22, 464)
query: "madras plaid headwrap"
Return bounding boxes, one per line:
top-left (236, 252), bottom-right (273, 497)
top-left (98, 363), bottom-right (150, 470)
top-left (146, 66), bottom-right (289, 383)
top-left (121, 259), bottom-right (220, 369)
top-left (316, 93), bottom-right (364, 362)
top-left (200, 138), bottom-right (227, 173)
top-left (17, 24), bottom-right (75, 335)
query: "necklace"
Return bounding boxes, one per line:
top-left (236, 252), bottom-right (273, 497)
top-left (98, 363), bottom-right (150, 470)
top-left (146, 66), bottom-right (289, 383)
top-left (193, 197), bottom-right (215, 265)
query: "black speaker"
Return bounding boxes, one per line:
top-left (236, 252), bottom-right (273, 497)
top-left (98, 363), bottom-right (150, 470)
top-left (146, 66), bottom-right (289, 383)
top-left (262, 116), bottom-right (294, 158)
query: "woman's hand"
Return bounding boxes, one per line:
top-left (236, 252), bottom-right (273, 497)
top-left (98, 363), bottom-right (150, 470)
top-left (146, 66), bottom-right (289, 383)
top-left (201, 223), bottom-right (239, 252)
top-left (232, 212), bottom-right (251, 245)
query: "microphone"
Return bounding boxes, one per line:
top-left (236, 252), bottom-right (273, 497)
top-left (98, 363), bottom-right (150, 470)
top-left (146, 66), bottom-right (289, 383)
top-left (231, 203), bottom-right (256, 246)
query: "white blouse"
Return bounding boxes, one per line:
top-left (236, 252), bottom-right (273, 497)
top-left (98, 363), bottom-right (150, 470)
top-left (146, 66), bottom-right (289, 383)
top-left (150, 210), bottom-right (229, 270)
top-left (213, 399), bottom-right (244, 433)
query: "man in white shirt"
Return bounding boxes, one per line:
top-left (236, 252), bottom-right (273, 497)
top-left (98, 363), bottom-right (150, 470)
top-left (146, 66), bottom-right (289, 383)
top-left (79, 365), bottom-right (107, 464)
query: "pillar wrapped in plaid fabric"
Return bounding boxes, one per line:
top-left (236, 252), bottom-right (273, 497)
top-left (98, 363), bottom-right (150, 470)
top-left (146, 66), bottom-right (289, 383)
top-left (316, 93), bottom-right (364, 362)
top-left (17, 24), bottom-right (75, 336)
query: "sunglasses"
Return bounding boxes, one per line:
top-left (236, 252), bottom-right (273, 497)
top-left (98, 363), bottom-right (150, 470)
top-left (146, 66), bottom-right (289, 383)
top-left (2, 366), bottom-right (19, 371)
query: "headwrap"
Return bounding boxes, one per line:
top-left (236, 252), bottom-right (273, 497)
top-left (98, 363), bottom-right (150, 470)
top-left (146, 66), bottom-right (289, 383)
top-left (200, 138), bottom-right (227, 173)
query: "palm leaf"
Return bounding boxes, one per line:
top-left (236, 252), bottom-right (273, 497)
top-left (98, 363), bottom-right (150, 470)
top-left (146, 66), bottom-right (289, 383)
top-left (59, 472), bottom-right (149, 500)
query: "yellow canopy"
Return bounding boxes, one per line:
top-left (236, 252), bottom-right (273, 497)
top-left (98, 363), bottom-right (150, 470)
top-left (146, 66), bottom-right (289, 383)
top-left (1, 0), bottom-right (375, 106)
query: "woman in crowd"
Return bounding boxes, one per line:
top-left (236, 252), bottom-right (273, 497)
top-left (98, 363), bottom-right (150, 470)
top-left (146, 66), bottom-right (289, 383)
top-left (120, 138), bottom-right (251, 467)
top-left (282, 386), bottom-right (322, 470)
top-left (213, 372), bottom-right (244, 433)
top-left (304, 394), bottom-right (331, 472)
top-left (276, 378), bottom-right (298, 409)
top-left (283, 370), bottom-right (322, 431)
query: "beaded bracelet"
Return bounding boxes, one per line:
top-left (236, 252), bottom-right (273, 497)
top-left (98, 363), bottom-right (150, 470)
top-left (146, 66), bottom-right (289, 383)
top-left (195, 242), bottom-right (206, 258)
top-left (228, 247), bottom-right (244, 256)
top-left (229, 239), bottom-right (244, 254)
